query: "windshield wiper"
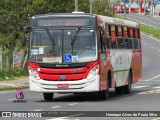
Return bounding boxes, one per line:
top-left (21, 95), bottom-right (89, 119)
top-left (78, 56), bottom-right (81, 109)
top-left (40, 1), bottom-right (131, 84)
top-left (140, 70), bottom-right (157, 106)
top-left (44, 28), bottom-right (55, 55)
top-left (70, 26), bottom-right (82, 53)
top-left (70, 26), bottom-right (81, 46)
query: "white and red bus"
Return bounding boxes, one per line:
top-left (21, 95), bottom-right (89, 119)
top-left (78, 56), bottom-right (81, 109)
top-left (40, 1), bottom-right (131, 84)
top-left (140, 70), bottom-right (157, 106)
top-left (24, 13), bottom-right (142, 100)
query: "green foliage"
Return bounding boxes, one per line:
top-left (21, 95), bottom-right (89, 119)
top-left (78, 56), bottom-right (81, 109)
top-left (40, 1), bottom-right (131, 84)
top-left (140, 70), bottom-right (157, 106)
top-left (0, 68), bottom-right (28, 81)
top-left (0, 86), bottom-right (29, 91)
top-left (0, 0), bottom-right (112, 79)
top-left (92, 0), bottom-right (112, 16)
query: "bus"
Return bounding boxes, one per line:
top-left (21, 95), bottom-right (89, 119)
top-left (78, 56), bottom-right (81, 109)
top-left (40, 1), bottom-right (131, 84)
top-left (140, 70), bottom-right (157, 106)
top-left (23, 12), bottom-right (142, 100)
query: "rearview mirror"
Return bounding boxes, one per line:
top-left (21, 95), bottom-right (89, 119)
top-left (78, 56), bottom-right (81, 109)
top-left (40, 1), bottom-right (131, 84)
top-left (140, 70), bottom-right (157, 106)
top-left (24, 26), bottom-right (31, 33)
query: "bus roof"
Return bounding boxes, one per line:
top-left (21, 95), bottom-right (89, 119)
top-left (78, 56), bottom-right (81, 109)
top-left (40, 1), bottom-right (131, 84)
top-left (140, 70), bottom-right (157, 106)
top-left (97, 15), bottom-right (139, 28)
top-left (31, 13), bottom-right (139, 28)
top-left (31, 13), bottom-right (96, 19)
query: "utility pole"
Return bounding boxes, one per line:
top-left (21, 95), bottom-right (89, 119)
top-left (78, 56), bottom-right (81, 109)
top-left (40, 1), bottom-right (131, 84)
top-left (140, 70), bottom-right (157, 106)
top-left (90, 0), bottom-right (92, 14)
top-left (129, 0), bottom-right (131, 14)
top-left (150, 0), bottom-right (154, 15)
top-left (75, 0), bottom-right (78, 12)
top-left (123, 0), bottom-right (126, 19)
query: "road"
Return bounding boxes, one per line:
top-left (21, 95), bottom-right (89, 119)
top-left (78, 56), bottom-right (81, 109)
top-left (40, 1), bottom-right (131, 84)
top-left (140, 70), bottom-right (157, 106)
top-left (0, 33), bottom-right (160, 120)
top-left (117, 13), bottom-right (160, 29)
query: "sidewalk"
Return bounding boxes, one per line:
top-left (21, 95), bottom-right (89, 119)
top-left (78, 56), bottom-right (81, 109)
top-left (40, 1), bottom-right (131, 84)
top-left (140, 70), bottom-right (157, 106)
top-left (0, 77), bottom-right (29, 89)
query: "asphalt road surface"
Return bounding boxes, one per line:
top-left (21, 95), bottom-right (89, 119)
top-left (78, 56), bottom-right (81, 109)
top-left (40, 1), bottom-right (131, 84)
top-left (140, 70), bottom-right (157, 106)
top-left (117, 13), bottom-right (160, 29)
top-left (1, 33), bottom-right (160, 120)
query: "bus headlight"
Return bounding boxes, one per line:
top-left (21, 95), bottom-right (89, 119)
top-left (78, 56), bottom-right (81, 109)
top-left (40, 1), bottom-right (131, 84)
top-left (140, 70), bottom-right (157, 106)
top-left (28, 66), bottom-right (40, 80)
top-left (87, 65), bottom-right (99, 79)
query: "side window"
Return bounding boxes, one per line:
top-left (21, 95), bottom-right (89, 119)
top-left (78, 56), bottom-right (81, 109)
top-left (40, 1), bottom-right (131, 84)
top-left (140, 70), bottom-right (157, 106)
top-left (111, 25), bottom-right (116, 37)
top-left (118, 38), bottom-right (125, 49)
top-left (106, 36), bottom-right (111, 49)
top-left (105, 23), bottom-right (110, 36)
top-left (118, 26), bottom-right (122, 37)
top-left (111, 25), bottom-right (117, 49)
top-left (135, 29), bottom-right (140, 39)
top-left (125, 39), bottom-right (133, 49)
top-left (133, 39), bottom-right (140, 49)
top-left (130, 28), bottom-right (134, 38)
top-left (123, 27), bottom-right (128, 37)
top-left (105, 24), bottom-right (111, 49)
top-left (100, 32), bottom-right (106, 53)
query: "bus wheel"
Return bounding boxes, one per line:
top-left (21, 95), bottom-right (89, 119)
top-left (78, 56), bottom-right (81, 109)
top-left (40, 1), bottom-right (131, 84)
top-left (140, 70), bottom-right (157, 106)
top-left (43, 93), bottom-right (54, 101)
top-left (124, 72), bottom-right (132, 94)
top-left (99, 82), bottom-right (109, 99)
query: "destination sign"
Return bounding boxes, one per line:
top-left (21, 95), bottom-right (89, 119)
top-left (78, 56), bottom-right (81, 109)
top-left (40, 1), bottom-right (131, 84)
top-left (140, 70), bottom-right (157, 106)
top-left (32, 17), bottom-right (95, 27)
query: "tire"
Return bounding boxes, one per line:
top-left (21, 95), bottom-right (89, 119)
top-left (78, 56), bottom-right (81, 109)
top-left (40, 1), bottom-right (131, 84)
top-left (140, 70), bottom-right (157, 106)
top-left (99, 78), bottom-right (110, 99)
top-left (43, 93), bottom-right (54, 101)
top-left (99, 86), bottom-right (109, 99)
top-left (115, 86), bottom-right (123, 94)
top-left (124, 72), bottom-right (132, 94)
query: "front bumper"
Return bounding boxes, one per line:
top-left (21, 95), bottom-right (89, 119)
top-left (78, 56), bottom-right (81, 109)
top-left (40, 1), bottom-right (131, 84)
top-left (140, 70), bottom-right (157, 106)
top-left (29, 75), bottom-right (100, 93)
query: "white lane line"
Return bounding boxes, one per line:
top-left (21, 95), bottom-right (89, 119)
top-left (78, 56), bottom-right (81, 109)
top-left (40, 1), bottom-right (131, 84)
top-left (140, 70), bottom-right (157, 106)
top-left (69, 103), bottom-right (78, 106)
top-left (141, 33), bottom-right (160, 42)
top-left (158, 50), bottom-right (160, 51)
top-left (7, 99), bottom-right (16, 101)
top-left (152, 118), bottom-right (160, 120)
top-left (51, 106), bottom-right (61, 109)
top-left (46, 117), bottom-right (79, 120)
top-left (144, 44), bottom-right (148, 45)
top-left (144, 74), bottom-right (160, 81)
top-left (46, 117), bottom-right (69, 120)
top-left (153, 86), bottom-right (160, 89)
top-left (151, 47), bottom-right (154, 48)
top-left (33, 109), bottom-right (42, 111)
top-left (132, 86), bottom-right (148, 89)
top-left (137, 92), bottom-right (147, 94)
top-left (46, 113), bottom-right (83, 120)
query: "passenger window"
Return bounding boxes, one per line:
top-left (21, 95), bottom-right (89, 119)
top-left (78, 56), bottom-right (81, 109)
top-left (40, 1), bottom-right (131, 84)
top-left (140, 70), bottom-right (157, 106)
top-left (105, 24), bottom-right (110, 36)
top-left (125, 39), bottom-right (133, 49)
top-left (111, 39), bottom-right (118, 49)
top-left (118, 38), bottom-right (125, 49)
top-left (130, 28), bottom-right (134, 38)
top-left (133, 39), bottom-right (140, 49)
top-left (118, 26), bottom-right (122, 37)
top-left (123, 27), bottom-right (128, 37)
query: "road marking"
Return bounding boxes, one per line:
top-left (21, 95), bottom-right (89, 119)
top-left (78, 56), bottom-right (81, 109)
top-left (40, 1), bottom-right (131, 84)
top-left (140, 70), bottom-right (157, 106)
top-left (141, 32), bottom-right (160, 43)
top-left (158, 50), bottom-right (160, 51)
top-left (46, 117), bottom-right (69, 120)
top-left (151, 47), bottom-right (154, 48)
top-left (138, 89), bottom-right (160, 94)
top-left (46, 117), bottom-right (79, 120)
top-left (51, 106), bottom-right (61, 109)
top-left (46, 113), bottom-right (83, 120)
top-left (144, 74), bottom-right (160, 81)
top-left (69, 103), bottom-right (78, 106)
top-left (152, 118), bottom-right (160, 120)
top-left (33, 109), bottom-right (42, 111)
top-left (144, 44), bottom-right (148, 45)
top-left (153, 86), bottom-right (160, 89)
top-left (132, 86), bottom-right (148, 89)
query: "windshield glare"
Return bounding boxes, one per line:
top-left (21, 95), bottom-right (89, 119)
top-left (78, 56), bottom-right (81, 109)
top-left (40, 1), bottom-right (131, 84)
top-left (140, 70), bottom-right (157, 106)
top-left (29, 29), bottom-right (97, 63)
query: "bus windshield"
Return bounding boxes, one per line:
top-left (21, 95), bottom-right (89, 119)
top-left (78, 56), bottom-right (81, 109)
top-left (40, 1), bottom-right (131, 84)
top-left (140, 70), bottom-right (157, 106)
top-left (29, 29), bottom-right (97, 63)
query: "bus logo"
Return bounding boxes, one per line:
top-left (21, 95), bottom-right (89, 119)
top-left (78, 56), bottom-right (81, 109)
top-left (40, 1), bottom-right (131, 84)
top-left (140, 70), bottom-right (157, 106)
top-left (60, 75), bottom-right (66, 80)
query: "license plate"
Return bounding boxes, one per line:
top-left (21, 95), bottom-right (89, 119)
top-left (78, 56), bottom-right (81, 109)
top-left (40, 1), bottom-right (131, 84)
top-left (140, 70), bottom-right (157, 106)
top-left (57, 84), bottom-right (69, 88)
